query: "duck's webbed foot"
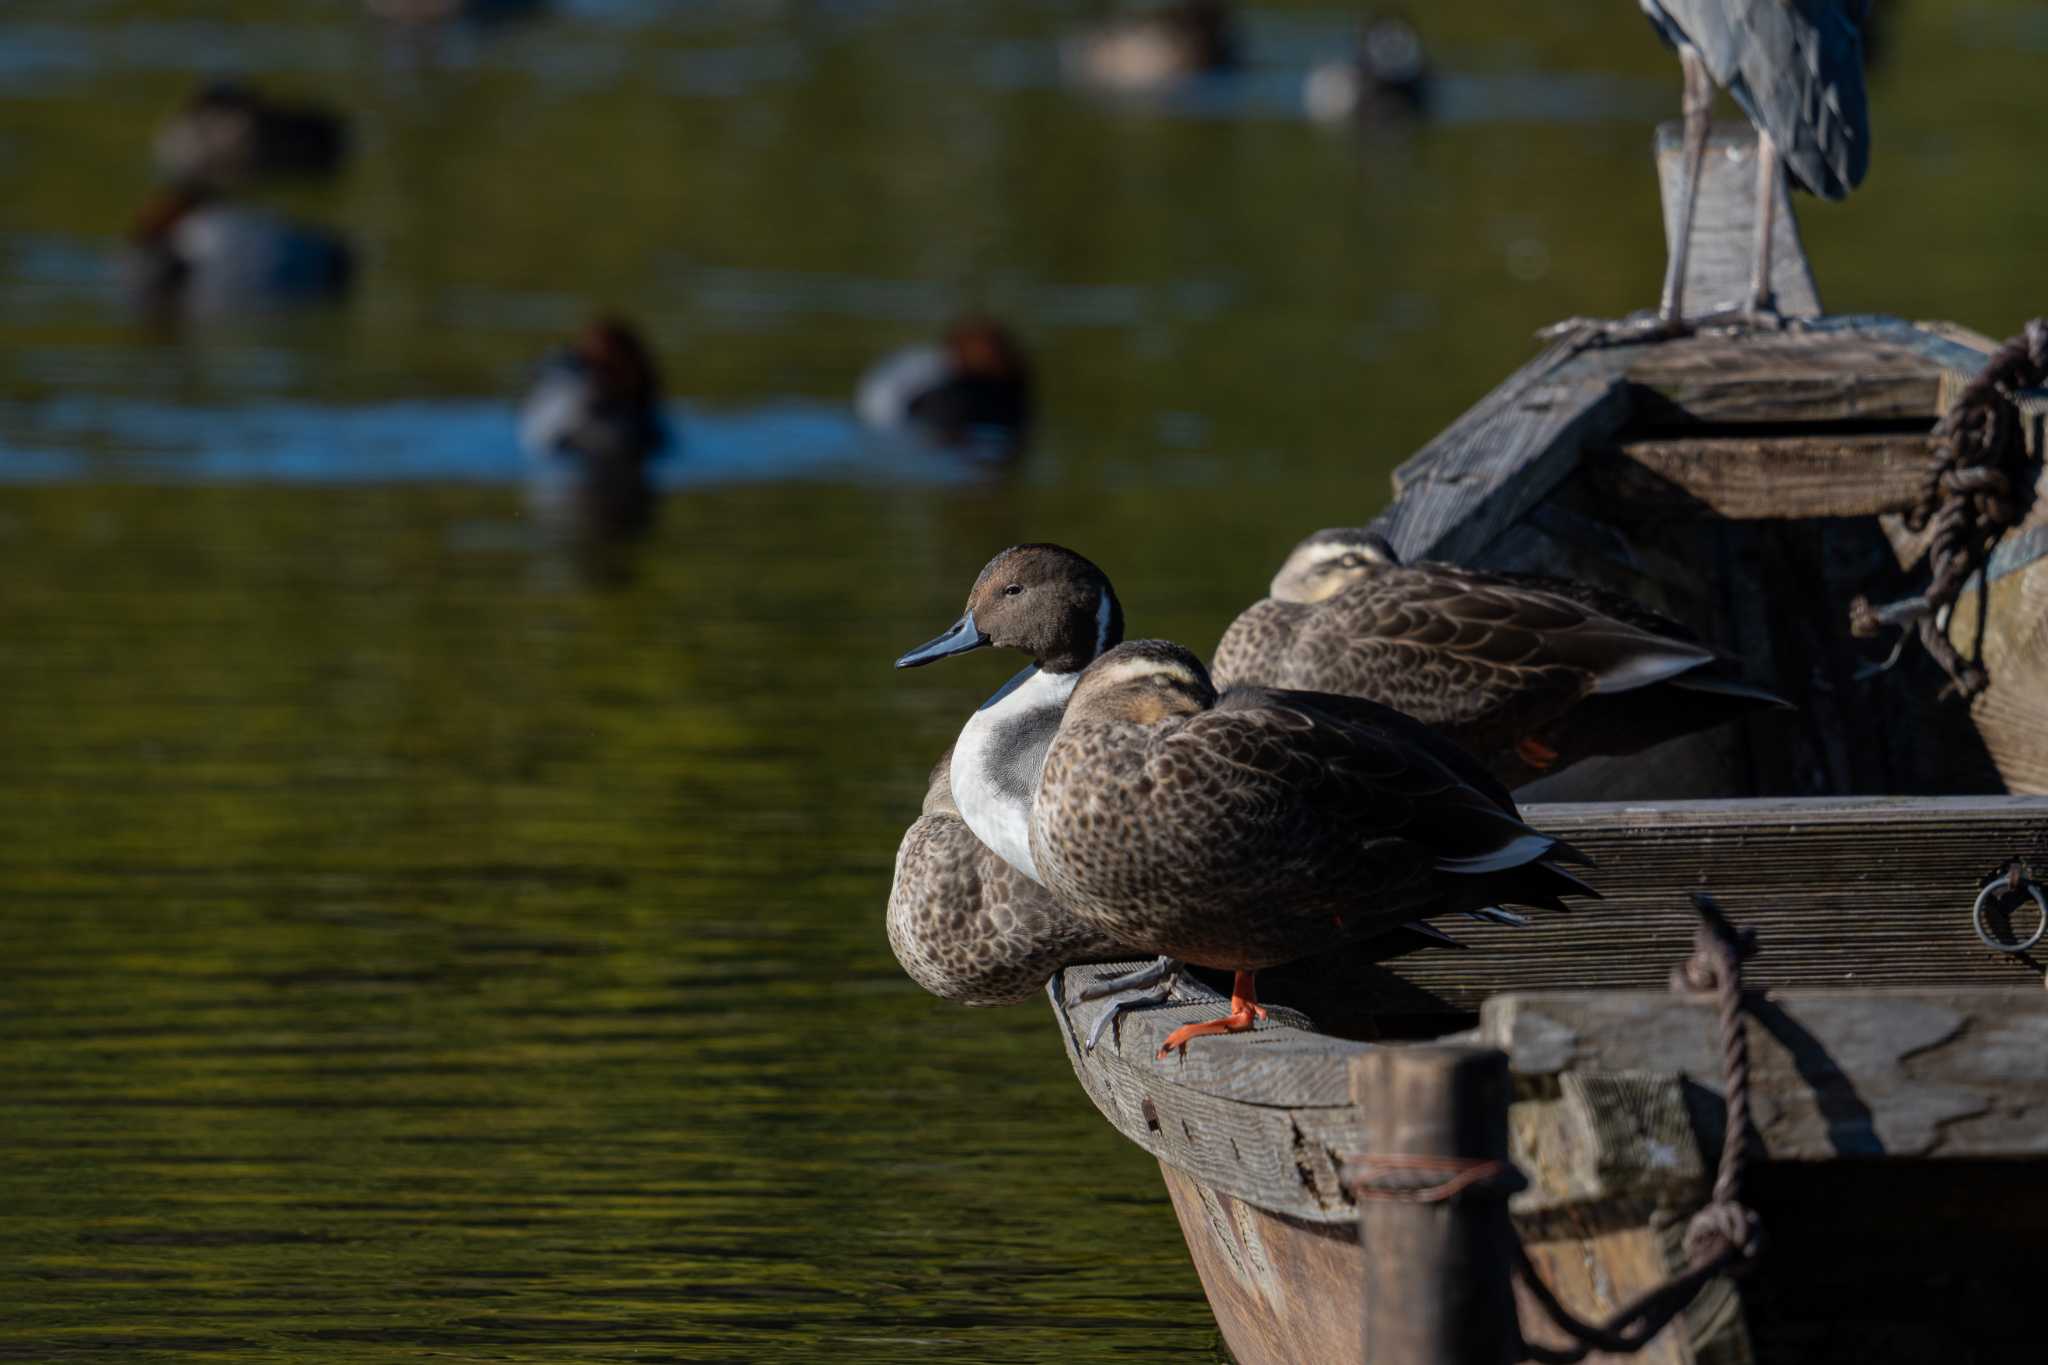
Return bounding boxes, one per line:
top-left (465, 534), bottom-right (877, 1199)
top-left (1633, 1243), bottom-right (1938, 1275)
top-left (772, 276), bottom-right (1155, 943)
top-left (1158, 970), bottom-right (1265, 1059)
top-left (1073, 956), bottom-right (1185, 1052)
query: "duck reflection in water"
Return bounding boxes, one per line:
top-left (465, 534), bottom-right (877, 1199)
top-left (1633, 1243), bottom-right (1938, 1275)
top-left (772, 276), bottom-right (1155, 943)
top-left (519, 318), bottom-right (671, 577)
top-left (856, 316), bottom-right (1033, 459)
top-left (122, 184), bottom-right (354, 321)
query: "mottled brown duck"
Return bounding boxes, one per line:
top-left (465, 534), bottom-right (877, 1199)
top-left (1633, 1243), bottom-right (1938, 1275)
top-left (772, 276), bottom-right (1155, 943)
top-left (1213, 529), bottom-right (1786, 788)
top-left (888, 746), bottom-right (1132, 1010)
top-left (1031, 641), bottom-right (1596, 1056)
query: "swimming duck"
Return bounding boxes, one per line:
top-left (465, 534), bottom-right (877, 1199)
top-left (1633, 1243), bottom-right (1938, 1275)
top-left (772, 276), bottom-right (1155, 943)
top-left (519, 318), bottom-right (669, 543)
top-left (153, 82), bottom-right (348, 190)
top-left (1063, 0), bottom-right (1239, 95)
top-left (856, 316), bottom-right (1032, 455)
top-left (1303, 10), bottom-right (1431, 124)
top-left (1031, 640), bottom-right (1594, 1055)
top-left (889, 745), bottom-right (1134, 1008)
top-left (1212, 529), bottom-right (1787, 788)
top-left (122, 185), bottom-right (354, 318)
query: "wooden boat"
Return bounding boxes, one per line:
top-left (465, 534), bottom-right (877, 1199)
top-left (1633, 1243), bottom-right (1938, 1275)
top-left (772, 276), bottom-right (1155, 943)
top-left (1046, 125), bottom-right (2048, 1364)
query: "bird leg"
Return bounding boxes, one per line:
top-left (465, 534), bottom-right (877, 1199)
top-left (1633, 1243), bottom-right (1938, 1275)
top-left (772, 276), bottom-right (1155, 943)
top-left (1540, 47), bottom-right (1712, 349)
top-left (1158, 970), bottom-right (1266, 1059)
top-left (1074, 955), bottom-right (1184, 1052)
top-left (1744, 129), bottom-right (1784, 326)
top-left (1657, 46), bottom-right (1715, 327)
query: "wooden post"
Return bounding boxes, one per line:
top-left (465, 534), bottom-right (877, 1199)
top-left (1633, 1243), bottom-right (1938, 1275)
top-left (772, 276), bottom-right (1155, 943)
top-left (1349, 1046), bottom-right (1519, 1365)
top-left (1654, 121), bottom-right (1821, 320)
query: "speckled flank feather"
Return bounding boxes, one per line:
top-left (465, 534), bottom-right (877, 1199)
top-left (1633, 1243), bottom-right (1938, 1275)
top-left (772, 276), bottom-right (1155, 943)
top-left (1030, 642), bottom-right (1591, 972)
top-left (1215, 538), bottom-right (1782, 786)
top-left (887, 748), bottom-right (1129, 1006)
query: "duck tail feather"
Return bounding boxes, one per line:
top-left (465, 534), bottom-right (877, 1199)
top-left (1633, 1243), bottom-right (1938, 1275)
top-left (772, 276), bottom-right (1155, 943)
top-left (1669, 673), bottom-right (1796, 709)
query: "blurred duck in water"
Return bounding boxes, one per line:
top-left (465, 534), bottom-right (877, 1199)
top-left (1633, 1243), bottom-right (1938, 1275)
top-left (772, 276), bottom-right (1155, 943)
top-left (364, 0), bottom-right (547, 25)
top-left (856, 316), bottom-right (1033, 456)
top-left (1303, 10), bottom-right (1432, 124)
top-left (519, 319), bottom-right (670, 545)
top-left (1063, 0), bottom-right (1239, 94)
top-left (123, 185), bottom-right (354, 319)
top-left (153, 82), bottom-right (348, 190)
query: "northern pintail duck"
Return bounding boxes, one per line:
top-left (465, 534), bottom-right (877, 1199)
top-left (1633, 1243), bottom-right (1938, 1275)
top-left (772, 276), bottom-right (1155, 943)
top-left (519, 318), bottom-right (669, 543)
top-left (1031, 640), bottom-right (1594, 1055)
top-left (1063, 0), bottom-right (1239, 95)
top-left (895, 544), bottom-right (1123, 883)
top-left (889, 745), bottom-right (1132, 1008)
top-left (1303, 10), bottom-right (1431, 124)
top-left (856, 316), bottom-right (1032, 455)
top-left (122, 186), bottom-right (353, 318)
top-left (1212, 529), bottom-right (1787, 787)
top-left (154, 82), bottom-right (348, 189)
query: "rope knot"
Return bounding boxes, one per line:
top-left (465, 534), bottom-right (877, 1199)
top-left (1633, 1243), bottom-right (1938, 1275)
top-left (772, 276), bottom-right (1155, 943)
top-left (1682, 1200), bottom-right (1762, 1270)
top-left (1850, 317), bottom-right (2046, 699)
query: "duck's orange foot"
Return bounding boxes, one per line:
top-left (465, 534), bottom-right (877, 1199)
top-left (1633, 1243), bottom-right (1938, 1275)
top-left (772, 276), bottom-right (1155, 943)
top-left (1157, 1006), bottom-right (1264, 1058)
top-left (1157, 971), bottom-right (1265, 1059)
top-left (1516, 737), bottom-right (1560, 770)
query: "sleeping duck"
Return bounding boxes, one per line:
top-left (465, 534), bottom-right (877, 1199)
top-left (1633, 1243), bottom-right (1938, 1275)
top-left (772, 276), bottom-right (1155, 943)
top-left (856, 316), bottom-right (1032, 455)
top-left (1064, 0), bottom-right (1240, 94)
top-left (153, 82), bottom-right (348, 189)
top-left (518, 318), bottom-right (669, 544)
top-left (1212, 528), bottom-right (1788, 787)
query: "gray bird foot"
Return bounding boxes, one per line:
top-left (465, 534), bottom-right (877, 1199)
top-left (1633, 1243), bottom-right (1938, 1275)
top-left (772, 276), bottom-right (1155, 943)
top-left (1074, 956), bottom-right (1185, 1052)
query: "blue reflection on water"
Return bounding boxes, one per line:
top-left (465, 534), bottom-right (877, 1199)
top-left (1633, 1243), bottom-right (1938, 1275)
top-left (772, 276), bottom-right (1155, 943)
top-left (0, 396), bottom-right (988, 488)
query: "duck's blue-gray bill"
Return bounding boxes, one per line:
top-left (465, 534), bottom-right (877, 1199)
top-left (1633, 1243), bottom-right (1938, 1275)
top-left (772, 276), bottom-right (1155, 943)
top-left (896, 611), bottom-right (989, 668)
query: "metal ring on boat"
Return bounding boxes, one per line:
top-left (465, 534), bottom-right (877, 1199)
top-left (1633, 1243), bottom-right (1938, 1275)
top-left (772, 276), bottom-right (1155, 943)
top-left (1972, 877), bottom-right (2048, 954)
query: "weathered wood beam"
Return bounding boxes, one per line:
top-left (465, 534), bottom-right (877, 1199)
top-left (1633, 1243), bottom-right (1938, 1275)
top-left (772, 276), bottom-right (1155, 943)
top-left (1382, 795), bottom-right (2048, 1009)
top-left (1481, 987), bottom-right (2048, 1161)
top-left (1595, 432), bottom-right (1939, 519)
top-left (1380, 371), bottom-right (1635, 565)
top-left (1156, 1164), bottom-right (1362, 1365)
top-left (1352, 1047), bottom-right (1521, 1365)
top-left (1655, 121), bottom-right (1820, 320)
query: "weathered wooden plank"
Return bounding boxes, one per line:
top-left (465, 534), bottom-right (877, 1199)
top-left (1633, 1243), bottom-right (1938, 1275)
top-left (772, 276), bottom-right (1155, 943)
top-left (1352, 1047), bottom-right (1520, 1365)
top-left (1655, 121), bottom-right (1820, 320)
top-left (1383, 796), bottom-right (2048, 1008)
top-left (1596, 433), bottom-right (1938, 519)
top-left (1481, 987), bottom-right (2048, 1160)
top-left (1158, 1164), bottom-right (1362, 1365)
top-left (1617, 330), bottom-right (1949, 426)
top-left (1379, 372), bottom-right (1635, 565)
top-left (1949, 554), bottom-right (2048, 795)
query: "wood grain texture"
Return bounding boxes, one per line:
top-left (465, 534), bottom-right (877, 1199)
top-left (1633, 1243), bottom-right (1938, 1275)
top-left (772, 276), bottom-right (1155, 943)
top-left (1351, 1048), bottom-right (1520, 1365)
top-left (1380, 371), bottom-right (1634, 565)
top-left (1481, 987), bottom-right (2048, 1160)
top-left (1157, 1163), bottom-right (1363, 1365)
top-left (1655, 122), bottom-right (1820, 320)
top-left (1381, 796), bottom-right (2048, 1009)
top-left (1597, 433), bottom-right (1938, 519)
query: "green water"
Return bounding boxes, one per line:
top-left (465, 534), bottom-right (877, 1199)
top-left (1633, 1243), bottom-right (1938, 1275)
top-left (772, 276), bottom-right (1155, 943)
top-left (2, 2), bottom-right (2044, 1360)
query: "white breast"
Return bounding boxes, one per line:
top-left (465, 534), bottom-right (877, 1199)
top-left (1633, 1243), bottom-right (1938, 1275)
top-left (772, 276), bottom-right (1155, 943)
top-left (950, 666), bottom-right (1078, 884)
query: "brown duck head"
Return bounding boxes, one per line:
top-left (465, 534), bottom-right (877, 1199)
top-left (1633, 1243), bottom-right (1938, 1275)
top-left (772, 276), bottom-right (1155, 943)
top-left (1065, 639), bottom-right (1217, 728)
top-left (1268, 527), bottom-right (1400, 603)
top-left (895, 543), bottom-right (1124, 675)
top-left (574, 317), bottom-right (662, 414)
